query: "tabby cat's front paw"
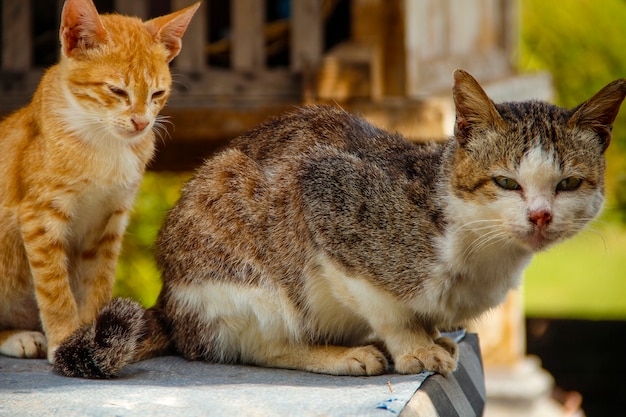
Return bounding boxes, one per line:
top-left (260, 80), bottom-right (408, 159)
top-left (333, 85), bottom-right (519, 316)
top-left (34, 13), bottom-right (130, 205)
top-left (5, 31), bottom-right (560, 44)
top-left (0, 331), bottom-right (47, 359)
top-left (338, 345), bottom-right (388, 376)
top-left (394, 337), bottom-right (458, 376)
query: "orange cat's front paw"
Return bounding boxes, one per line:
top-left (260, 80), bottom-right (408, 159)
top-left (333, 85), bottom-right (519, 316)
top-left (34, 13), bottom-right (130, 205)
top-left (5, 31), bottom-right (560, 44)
top-left (394, 341), bottom-right (458, 376)
top-left (0, 331), bottom-right (47, 359)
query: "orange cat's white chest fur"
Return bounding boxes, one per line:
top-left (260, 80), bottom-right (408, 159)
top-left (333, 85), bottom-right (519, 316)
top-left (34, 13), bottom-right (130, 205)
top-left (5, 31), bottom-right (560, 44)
top-left (65, 182), bottom-right (135, 246)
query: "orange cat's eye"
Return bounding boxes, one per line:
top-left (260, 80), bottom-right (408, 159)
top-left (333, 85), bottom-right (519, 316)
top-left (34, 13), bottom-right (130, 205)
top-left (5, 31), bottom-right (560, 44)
top-left (152, 90), bottom-right (166, 99)
top-left (108, 86), bottom-right (128, 98)
top-left (493, 176), bottom-right (521, 191)
top-left (556, 177), bottom-right (582, 191)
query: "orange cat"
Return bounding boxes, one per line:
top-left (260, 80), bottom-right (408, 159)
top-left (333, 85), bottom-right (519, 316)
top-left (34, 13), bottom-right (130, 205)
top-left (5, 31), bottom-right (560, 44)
top-left (0, 0), bottom-right (199, 362)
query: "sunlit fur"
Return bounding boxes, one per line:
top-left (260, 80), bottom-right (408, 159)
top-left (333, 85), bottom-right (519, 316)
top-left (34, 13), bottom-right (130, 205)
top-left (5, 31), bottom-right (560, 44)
top-left (0, 0), bottom-right (198, 362)
top-left (53, 70), bottom-right (626, 380)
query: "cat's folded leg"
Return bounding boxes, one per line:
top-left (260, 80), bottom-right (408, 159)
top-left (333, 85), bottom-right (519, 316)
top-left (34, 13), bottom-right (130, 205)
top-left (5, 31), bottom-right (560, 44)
top-left (255, 343), bottom-right (388, 376)
top-left (0, 330), bottom-right (47, 359)
top-left (371, 306), bottom-right (458, 375)
top-left (434, 335), bottom-right (459, 358)
top-left (336, 276), bottom-right (459, 375)
top-left (392, 336), bottom-right (458, 376)
top-left (387, 330), bottom-right (459, 376)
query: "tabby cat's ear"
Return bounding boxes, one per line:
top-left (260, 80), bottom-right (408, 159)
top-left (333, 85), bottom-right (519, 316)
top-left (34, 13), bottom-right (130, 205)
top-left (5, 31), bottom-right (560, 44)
top-left (452, 69), bottom-right (505, 145)
top-left (60, 0), bottom-right (109, 58)
top-left (567, 78), bottom-right (626, 152)
top-left (145, 2), bottom-right (201, 63)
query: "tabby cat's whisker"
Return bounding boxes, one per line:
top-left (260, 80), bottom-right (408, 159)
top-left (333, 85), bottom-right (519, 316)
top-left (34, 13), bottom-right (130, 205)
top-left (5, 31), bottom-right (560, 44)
top-left (453, 219), bottom-right (501, 234)
top-left (463, 229), bottom-right (509, 260)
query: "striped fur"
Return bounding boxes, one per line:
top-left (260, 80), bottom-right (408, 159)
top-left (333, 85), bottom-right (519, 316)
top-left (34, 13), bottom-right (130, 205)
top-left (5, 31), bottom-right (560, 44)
top-left (0, 0), bottom-right (199, 362)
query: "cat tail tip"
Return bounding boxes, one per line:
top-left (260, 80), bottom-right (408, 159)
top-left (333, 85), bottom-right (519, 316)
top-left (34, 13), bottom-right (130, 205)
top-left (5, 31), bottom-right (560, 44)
top-left (53, 297), bottom-right (146, 379)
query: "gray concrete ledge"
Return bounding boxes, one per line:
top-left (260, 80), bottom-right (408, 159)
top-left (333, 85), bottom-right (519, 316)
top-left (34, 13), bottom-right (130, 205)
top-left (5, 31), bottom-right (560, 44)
top-left (0, 333), bottom-right (483, 417)
top-left (1, 356), bottom-right (425, 417)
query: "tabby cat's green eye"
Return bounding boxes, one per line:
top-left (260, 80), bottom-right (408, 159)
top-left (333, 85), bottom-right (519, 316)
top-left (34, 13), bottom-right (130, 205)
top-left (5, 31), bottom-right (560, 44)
top-left (493, 176), bottom-right (521, 191)
top-left (556, 177), bottom-right (582, 191)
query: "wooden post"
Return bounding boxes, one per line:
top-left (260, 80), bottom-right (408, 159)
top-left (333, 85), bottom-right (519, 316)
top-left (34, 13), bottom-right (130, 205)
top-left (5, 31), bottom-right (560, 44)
top-left (172, 0), bottom-right (207, 71)
top-left (501, 0), bottom-right (519, 68)
top-left (471, 291), bottom-right (526, 367)
top-left (231, 0), bottom-right (265, 71)
top-left (351, 0), bottom-right (408, 99)
top-left (2, 0), bottom-right (32, 71)
top-left (290, 0), bottom-right (323, 72)
top-left (351, 0), bottom-right (384, 99)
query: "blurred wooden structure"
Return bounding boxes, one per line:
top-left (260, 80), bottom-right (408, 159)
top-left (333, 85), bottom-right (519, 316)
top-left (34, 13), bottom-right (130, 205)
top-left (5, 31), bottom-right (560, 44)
top-left (1, 0), bottom-right (551, 169)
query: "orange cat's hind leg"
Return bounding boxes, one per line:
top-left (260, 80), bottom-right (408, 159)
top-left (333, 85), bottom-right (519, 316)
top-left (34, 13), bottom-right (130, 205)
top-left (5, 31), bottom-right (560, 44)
top-left (0, 329), bottom-right (47, 359)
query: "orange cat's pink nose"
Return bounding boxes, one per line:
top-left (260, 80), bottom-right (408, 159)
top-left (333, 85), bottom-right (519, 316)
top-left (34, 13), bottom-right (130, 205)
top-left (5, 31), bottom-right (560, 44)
top-left (132, 117), bottom-right (149, 132)
top-left (529, 209), bottom-right (552, 227)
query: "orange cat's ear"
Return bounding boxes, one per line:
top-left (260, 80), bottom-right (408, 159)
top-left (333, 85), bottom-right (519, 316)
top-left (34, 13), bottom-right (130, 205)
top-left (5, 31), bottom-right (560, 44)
top-left (60, 0), bottom-right (109, 58)
top-left (567, 78), bottom-right (626, 152)
top-left (145, 2), bottom-right (201, 63)
top-left (452, 69), bottom-right (505, 145)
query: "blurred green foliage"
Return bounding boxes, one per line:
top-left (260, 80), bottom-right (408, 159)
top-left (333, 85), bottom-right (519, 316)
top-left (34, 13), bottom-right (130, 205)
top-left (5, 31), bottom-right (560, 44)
top-left (114, 172), bottom-right (190, 306)
top-left (525, 222), bottom-right (626, 318)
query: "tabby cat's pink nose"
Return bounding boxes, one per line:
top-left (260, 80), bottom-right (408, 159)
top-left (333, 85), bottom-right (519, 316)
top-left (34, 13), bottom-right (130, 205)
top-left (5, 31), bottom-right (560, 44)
top-left (529, 209), bottom-right (552, 227)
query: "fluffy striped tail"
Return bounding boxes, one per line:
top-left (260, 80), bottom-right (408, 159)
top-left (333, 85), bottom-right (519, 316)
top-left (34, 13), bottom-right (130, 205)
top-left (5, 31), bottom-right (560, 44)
top-left (53, 298), bottom-right (171, 379)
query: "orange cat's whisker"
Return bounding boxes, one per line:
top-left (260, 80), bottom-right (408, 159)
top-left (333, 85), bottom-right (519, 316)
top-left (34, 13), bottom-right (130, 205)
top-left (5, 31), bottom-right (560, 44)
top-left (153, 116), bottom-right (173, 143)
top-left (171, 75), bottom-right (190, 91)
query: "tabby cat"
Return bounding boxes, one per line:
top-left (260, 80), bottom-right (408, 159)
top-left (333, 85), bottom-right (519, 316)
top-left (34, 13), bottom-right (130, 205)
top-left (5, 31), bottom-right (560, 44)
top-left (0, 0), bottom-right (199, 362)
top-left (54, 70), bottom-right (625, 378)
